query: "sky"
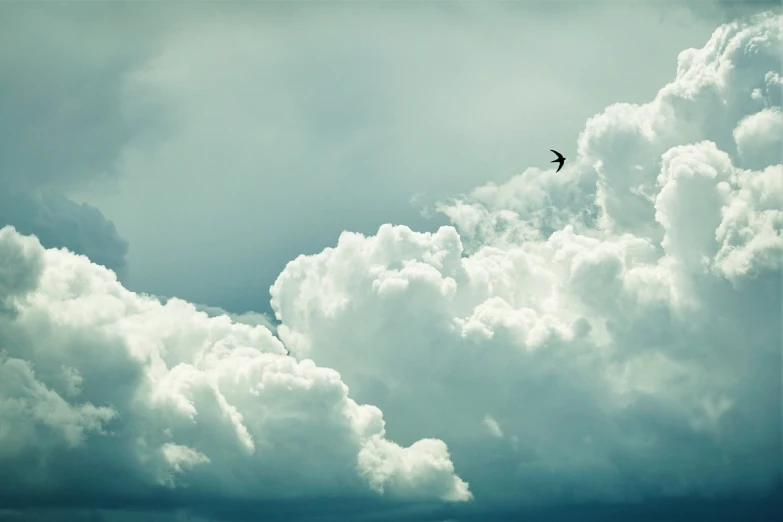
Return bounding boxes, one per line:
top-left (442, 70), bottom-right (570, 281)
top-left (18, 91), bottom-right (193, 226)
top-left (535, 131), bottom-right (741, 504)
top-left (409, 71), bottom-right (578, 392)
top-left (0, 1), bottom-right (781, 521)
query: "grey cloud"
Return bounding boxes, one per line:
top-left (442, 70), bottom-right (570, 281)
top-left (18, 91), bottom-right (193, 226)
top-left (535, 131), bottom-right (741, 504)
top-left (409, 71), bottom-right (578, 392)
top-left (0, 226), bottom-right (44, 315)
top-left (0, 3), bottom-right (163, 279)
top-left (1, 493), bottom-right (782, 522)
top-left (0, 3), bottom-right (158, 191)
top-left (0, 190), bottom-right (129, 278)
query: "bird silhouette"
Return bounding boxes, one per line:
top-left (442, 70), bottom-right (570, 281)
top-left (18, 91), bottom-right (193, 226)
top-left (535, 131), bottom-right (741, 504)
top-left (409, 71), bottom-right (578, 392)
top-left (550, 149), bottom-right (566, 173)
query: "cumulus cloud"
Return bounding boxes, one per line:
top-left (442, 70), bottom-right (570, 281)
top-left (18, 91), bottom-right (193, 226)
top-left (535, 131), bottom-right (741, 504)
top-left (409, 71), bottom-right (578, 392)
top-left (2, 7), bottom-right (781, 522)
top-left (734, 107), bottom-right (783, 169)
top-left (0, 227), bottom-right (471, 514)
top-left (271, 11), bottom-right (782, 507)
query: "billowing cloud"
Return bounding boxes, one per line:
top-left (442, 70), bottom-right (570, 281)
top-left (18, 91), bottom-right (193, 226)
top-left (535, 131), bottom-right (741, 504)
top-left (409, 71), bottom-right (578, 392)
top-left (0, 227), bottom-right (471, 514)
top-left (734, 106), bottom-right (783, 170)
top-left (2, 7), bottom-right (781, 522)
top-left (271, 11), bottom-right (782, 507)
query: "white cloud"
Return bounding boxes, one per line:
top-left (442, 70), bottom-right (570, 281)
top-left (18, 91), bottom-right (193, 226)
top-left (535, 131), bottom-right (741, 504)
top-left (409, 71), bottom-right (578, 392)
top-left (733, 107), bottom-right (783, 169)
top-left (0, 226), bottom-right (471, 507)
top-left (482, 415), bottom-right (504, 439)
top-left (270, 11), bottom-right (782, 506)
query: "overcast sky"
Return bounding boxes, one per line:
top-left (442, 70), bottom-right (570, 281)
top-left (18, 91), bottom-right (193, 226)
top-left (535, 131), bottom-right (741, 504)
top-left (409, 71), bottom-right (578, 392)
top-left (0, 1), bottom-right (781, 521)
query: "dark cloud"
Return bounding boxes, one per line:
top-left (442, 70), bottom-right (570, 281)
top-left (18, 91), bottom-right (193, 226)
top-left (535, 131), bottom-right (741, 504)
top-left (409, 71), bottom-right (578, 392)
top-left (1, 492), bottom-right (781, 522)
top-left (0, 3), bottom-right (164, 278)
top-left (0, 190), bottom-right (128, 278)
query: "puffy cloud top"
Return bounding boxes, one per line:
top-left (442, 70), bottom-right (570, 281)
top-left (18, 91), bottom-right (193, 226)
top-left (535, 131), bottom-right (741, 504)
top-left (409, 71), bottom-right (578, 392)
top-left (0, 227), bottom-right (471, 510)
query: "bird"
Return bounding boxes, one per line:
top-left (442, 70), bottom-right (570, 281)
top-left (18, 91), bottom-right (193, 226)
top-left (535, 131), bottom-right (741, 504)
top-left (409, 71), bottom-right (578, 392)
top-left (550, 149), bottom-right (566, 173)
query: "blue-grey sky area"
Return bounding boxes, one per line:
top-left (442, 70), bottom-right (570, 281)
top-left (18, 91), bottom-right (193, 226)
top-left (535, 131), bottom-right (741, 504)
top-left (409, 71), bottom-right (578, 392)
top-left (0, 1), bottom-right (781, 522)
top-left (0, 0), bottom-right (728, 314)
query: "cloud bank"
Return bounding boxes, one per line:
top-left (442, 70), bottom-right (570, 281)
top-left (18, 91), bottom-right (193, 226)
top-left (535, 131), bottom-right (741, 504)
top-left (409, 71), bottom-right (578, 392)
top-left (271, 10), bottom-right (782, 506)
top-left (0, 228), bottom-right (471, 513)
top-left (1, 8), bottom-right (781, 522)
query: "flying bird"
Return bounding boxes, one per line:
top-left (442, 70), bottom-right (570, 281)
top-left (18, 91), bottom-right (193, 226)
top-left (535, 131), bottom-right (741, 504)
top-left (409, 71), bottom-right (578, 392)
top-left (550, 149), bottom-right (566, 173)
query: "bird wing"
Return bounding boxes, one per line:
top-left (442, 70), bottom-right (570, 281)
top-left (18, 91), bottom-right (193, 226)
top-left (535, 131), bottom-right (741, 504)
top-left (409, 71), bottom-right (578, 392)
top-left (550, 149), bottom-right (564, 161)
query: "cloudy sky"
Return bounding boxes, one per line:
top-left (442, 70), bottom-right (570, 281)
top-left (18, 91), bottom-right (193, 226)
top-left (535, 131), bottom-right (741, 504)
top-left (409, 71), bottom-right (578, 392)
top-left (0, 1), bottom-right (781, 521)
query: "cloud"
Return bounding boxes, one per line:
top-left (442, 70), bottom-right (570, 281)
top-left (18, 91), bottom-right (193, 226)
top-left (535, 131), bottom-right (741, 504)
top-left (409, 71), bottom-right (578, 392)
top-left (0, 3), bottom-right (157, 280)
top-left (0, 190), bottom-right (129, 279)
top-left (189, 302), bottom-right (279, 336)
top-left (270, 11), bottom-right (782, 508)
top-left (0, 3), bottom-right (162, 193)
top-left (0, 227), bottom-right (471, 515)
top-left (734, 106), bottom-right (783, 169)
top-left (668, 0), bottom-right (783, 23)
top-left (2, 6), bottom-right (781, 522)
top-left (3, 494), bottom-right (783, 522)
